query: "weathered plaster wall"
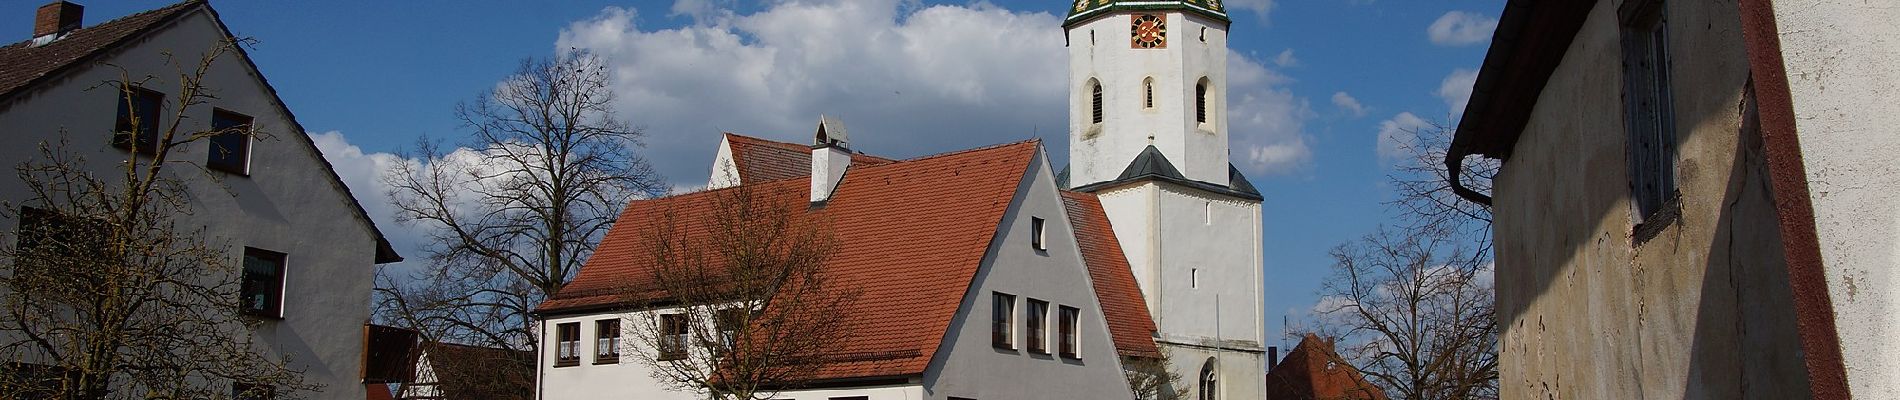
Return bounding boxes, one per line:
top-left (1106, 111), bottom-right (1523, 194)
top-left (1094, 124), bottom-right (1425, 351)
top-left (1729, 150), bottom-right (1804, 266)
top-left (1491, 0), bottom-right (1807, 398)
top-left (1770, 1), bottom-right (1900, 397)
top-left (926, 149), bottom-right (1134, 400)
top-left (0, 10), bottom-right (381, 399)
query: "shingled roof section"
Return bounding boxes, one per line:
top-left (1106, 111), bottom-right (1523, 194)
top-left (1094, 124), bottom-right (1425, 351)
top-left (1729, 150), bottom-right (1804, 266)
top-left (0, 1), bottom-right (199, 104)
top-left (723, 132), bottom-right (895, 184)
top-left (541, 141), bottom-right (1041, 380)
top-left (1061, 191), bottom-right (1161, 358)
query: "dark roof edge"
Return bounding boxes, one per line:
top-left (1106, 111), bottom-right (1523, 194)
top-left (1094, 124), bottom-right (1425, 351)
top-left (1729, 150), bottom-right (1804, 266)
top-left (1444, 0), bottom-right (1599, 207)
top-left (1071, 172), bottom-right (1263, 201)
top-left (1064, 2), bottom-right (1232, 29)
top-left (0, 1), bottom-right (202, 105)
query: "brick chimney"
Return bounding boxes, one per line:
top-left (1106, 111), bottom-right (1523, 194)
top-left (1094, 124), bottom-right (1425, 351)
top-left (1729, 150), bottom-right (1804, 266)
top-left (810, 115), bottom-right (851, 204)
top-left (33, 1), bottom-right (82, 39)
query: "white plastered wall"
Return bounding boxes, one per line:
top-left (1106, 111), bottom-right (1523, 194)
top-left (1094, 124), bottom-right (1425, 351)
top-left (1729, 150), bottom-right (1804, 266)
top-left (1772, 1), bottom-right (1900, 397)
top-left (0, 9), bottom-right (381, 399)
top-left (1067, 12), bottom-right (1230, 187)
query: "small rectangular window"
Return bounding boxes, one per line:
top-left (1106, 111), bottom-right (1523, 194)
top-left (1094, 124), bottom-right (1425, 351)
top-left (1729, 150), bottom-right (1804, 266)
top-left (1031, 217), bottom-right (1047, 251)
top-left (232, 383), bottom-right (275, 400)
top-left (1621, 0), bottom-right (1677, 225)
top-left (114, 86), bottom-right (163, 155)
top-left (1059, 305), bottom-right (1080, 358)
top-left (992, 292), bottom-right (1016, 349)
top-left (208, 109), bottom-right (253, 175)
top-left (1027, 298), bottom-right (1050, 354)
top-left (715, 308), bottom-right (747, 349)
top-left (554, 322), bottom-right (580, 367)
top-left (239, 248), bottom-right (287, 318)
top-left (660, 313), bottom-right (689, 361)
top-left (595, 319), bottom-right (620, 364)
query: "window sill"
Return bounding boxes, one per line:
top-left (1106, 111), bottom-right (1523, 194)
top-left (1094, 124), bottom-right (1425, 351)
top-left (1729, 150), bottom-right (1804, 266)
top-left (992, 343), bottom-right (1016, 352)
top-left (209, 164), bottom-right (250, 177)
top-left (1632, 192), bottom-right (1682, 246)
top-left (241, 310), bottom-right (283, 320)
top-left (553, 359), bottom-right (579, 368)
top-left (593, 356), bottom-right (619, 365)
top-left (658, 353), bottom-right (687, 362)
top-left (1060, 352), bottom-right (1079, 360)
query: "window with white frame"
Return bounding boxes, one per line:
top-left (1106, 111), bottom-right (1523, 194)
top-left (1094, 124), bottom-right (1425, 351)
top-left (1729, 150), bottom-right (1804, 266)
top-left (1059, 305), bottom-right (1080, 358)
top-left (1031, 217), bottom-right (1047, 251)
top-left (1027, 298), bottom-right (1050, 354)
top-left (992, 292), bottom-right (1016, 349)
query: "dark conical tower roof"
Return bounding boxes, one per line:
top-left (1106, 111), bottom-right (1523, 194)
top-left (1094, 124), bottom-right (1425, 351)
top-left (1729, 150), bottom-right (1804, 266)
top-left (1063, 0), bottom-right (1232, 28)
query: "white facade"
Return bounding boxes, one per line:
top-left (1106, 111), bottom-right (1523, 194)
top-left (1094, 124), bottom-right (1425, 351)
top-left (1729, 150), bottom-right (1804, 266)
top-left (0, 7), bottom-right (390, 399)
top-left (1066, 8), bottom-right (1266, 400)
top-left (1772, 1), bottom-right (1900, 396)
top-left (1068, 12), bottom-right (1230, 186)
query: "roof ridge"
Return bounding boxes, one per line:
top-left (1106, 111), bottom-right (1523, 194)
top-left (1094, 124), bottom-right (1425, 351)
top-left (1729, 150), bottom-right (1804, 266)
top-left (897, 139), bottom-right (1040, 163)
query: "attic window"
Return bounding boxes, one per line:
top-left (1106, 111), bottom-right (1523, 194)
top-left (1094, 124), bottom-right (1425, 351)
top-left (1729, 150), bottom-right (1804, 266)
top-left (207, 109), bottom-right (253, 175)
top-left (113, 85), bottom-right (163, 155)
top-left (1031, 217), bottom-right (1047, 251)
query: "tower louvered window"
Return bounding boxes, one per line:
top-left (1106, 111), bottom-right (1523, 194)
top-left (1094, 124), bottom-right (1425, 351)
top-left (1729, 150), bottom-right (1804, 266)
top-left (1196, 80), bottom-right (1208, 124)
top-left (1091, 82), bottom-right (1104, 124)
top-left (1144, 77), bottom-right (1155, 109)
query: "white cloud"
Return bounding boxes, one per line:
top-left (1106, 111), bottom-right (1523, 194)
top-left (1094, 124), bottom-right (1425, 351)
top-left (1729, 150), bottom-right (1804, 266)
top-left (1436, 68), bottom-right (1478, 114)
top-left (1427, 11), bottom-right (1497, 46)
top-left (1331, 91), bottom-right (1366, 117)
top-left (1273, 48), bottom-right (1298, 68)
top-left (556, 0), bottom-right (1315, 179)
top-left (1376, 112), bottom-right (1429, 162)
top-left (310, 131), bottom-right (423, 270)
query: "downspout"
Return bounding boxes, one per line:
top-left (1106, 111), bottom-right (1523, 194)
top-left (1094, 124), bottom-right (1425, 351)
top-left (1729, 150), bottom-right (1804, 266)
top-left (1446, 151), bottom-right (1493, 207)
top-left (536, 318), bottom-right (546, 400)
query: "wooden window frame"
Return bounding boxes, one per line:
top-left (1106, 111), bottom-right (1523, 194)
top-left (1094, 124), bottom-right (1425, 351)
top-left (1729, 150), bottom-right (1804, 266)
top-left (992, 292), bottom-right (1016, 350)
top-left (595, 319), bottom-right (621, 364)
top-left (659, 313), bottom-right (690, 361)
top-left (207, 108), bottom-right (253, 175)
top-left (232, 382), bottom-right (276, 400)
top-left (1027, 298), bottom-right (1050, 355)
top-left (1620, 0), bottom-right (1680, 244)
top-left (1059, 305), bottom-right (1080, 359)
top-left (554, 322), bottom-right (581, 367)
top-left (239, 247), bottom-right (287, 319)
top-left (113, 85), bottom-right (163, 155)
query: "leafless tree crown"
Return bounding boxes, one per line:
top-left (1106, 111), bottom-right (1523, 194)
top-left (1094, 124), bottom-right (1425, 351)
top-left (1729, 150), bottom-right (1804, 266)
top-left (0, 38), bottom-right (315, 399)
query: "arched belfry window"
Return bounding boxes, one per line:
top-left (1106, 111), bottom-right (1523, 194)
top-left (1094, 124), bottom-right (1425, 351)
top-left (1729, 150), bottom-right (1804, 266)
top-left (1143, 77), bottom-right (1155, 109)
top-left (1090, 79), bottom-right (1104, 124)
top-left (1195, 77), bottom-right (1211, 124)
top-left (1199, 357), bottom-right (1218, 400)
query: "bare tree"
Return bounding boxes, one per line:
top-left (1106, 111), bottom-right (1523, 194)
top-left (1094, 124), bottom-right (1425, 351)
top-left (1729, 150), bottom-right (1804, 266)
top-left (625, 184), bottom-right (856, 400)
top-left (1123, 353), bottom-right (1189, 400)
top-left (375, 50), bottom-right (664, 359)
top-left (1306, 121), bottom-right (1498, 400)
top-left (0, 38), bottom-right (315, 399)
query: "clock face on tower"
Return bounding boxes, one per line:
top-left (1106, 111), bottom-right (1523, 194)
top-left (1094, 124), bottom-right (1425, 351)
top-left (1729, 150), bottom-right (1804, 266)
top-left (1131, 14), bottom-right (1166, 49)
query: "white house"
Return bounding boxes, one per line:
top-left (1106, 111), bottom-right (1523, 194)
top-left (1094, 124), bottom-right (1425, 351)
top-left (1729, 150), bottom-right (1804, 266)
top-left (536, 129), bottom-right (1162, 400)
top-left (0, 1), bottom-right (402, 398)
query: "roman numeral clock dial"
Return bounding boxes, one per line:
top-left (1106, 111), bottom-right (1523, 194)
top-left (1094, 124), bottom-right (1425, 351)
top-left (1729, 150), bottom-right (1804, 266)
top-left (1131, 14), bottom-right (1166, 49)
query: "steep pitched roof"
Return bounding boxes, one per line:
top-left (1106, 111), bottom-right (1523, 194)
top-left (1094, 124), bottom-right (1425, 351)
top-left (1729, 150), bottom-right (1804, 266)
top-left (1060, 191), bottom-right (1161, 358)
top-left (0, 1), bottom-right (198, 103)
top-left (722, 132), bottom-right (894, 184)
top-left (0, 0), bottom-right (401, 263)
top-left (1264, 334), bottom-right (1389, 400)
top-left (540, 141), bottom-right (1041, 380)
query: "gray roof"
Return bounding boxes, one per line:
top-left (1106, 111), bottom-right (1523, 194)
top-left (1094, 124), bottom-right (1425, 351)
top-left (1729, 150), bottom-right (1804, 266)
top-left (1069, 145), bottom-right (1263, 201)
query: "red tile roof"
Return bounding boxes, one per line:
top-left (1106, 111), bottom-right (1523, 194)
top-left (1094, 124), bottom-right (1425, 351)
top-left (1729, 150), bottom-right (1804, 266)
top-left (0, 1), bottom-right (199, 103)
top-left (542, 140), bottom-right (1040, 380)
top-left (722, 132), bottom-right (894, 184)
top-left (1265, 334), bottom-right (1389, 400)
top-left (1061, 191), bottom-right (1161, 358)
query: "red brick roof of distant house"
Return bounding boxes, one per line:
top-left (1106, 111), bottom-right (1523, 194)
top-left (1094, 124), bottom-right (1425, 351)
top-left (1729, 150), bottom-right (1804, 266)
top-left (1265, 334), bottom-right (1389, 400)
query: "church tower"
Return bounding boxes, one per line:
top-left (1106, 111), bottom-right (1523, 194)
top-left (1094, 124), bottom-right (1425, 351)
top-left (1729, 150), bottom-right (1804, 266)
top-left (1062, 1), bottom-right (1266, 399)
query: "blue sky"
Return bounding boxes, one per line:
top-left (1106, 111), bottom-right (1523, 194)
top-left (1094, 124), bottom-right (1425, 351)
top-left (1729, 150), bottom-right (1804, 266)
top-left (11, 0), bottom-right (1501, 350)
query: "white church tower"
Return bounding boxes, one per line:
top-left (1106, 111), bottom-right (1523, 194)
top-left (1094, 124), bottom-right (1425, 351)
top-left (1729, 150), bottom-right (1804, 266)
top-left (1062, 1), bottom-right (1267, 399)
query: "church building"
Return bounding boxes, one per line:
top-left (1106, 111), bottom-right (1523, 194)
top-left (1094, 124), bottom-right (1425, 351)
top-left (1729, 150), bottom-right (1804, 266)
top-left (533, 1), bottom-right (1266, 399)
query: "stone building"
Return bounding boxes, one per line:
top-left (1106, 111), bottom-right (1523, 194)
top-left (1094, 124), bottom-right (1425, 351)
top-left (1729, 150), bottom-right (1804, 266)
top-left (1446, 0), bottom-right (1900, 398)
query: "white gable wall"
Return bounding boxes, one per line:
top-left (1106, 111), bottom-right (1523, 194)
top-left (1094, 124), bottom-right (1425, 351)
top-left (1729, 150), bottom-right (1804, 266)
top-left (923, 148), bottom-right (1135, 400)
top-left (0, 9), bottom-right (381, 399)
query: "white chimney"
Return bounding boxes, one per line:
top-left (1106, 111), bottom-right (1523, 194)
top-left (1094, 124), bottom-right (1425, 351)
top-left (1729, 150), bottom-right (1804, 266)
top-left (811, 115), bottom-right (851, 204)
